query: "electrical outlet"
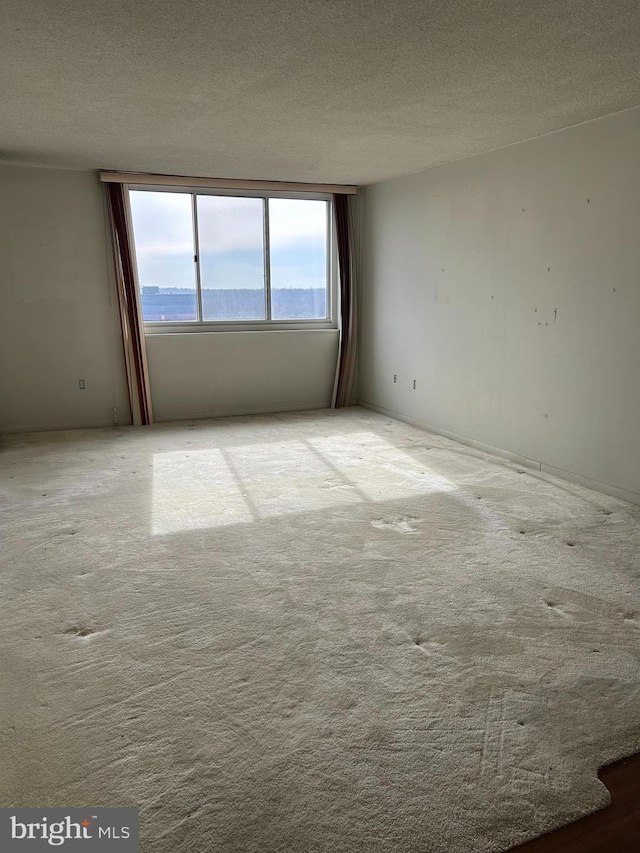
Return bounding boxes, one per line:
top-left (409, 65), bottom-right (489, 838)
top-left (78, 379), bottom-right (86, 390)
top-left (413, 379), bottom-right (417, 390)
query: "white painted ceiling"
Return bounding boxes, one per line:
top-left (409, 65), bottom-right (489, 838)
top-left (2, 1), bottom-right (640, 185)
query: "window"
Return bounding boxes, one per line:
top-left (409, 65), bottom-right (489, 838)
top-left (128, 188), bottom-right (333, 330)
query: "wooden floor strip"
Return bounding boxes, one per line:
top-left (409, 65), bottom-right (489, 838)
top-left (509, 753), bottom-right (640, 852)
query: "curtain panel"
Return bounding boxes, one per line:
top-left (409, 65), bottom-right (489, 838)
top-left (332, 193), bottom-right (358, 408)
top-left (104, 182), bottom-right (153, 426)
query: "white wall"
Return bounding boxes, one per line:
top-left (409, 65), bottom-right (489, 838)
top-left (146, 330), bottom-right (339, 421)
top-left (0, 164), bottom-right (131, 431)
top-left (358, 107), bottom-right (640, 503)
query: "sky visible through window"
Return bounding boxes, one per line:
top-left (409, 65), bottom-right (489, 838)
top-left (129, 191), bottom-right (328, 321)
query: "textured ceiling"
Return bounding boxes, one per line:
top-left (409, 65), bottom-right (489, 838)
top-left (2, 1), bottom-right (640, 185)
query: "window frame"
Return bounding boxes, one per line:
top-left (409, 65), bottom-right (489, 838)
top-left (127, 184), bottom-right (337, 334)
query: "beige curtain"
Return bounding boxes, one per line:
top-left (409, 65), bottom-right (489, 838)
top-left (104, 182), bottom-right (153, 425)
top-left (331, 193), bottom-right (358, 408)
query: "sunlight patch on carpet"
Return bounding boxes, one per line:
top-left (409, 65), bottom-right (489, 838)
top-left (151, 431), bottom-right (454, 535)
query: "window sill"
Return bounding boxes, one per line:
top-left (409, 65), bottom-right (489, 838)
top-left (143, 320), bottom-right (338, 335)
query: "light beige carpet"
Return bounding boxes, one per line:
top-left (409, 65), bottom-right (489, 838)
top-left (1, 407), bottom-right (639, 852)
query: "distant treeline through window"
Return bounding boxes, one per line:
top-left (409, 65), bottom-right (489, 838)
top-left (140, 287), bottom-right (326, 322)
top-left (129, 190), bottom-right (329, 323)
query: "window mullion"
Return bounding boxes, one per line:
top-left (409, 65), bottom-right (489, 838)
top-left (263, 197), bottom-right (272, 320)
top-left (192, 194), bottom-right (203, 322)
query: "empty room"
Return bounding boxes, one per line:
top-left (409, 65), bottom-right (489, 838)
top-left (1, 2), bottom-right (639, 851)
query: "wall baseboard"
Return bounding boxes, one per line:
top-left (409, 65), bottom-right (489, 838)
top-left (358, 400), bottom-right (640, 507)
top-left (0, 419), bottom-right (131, 435)
top-left (0, 403), bottom-right (330, 433)
top-left (152, 401), bottom-right (330, 424)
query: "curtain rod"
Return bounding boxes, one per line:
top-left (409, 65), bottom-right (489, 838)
top-left (99, 171), bottom-right (357, 195)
